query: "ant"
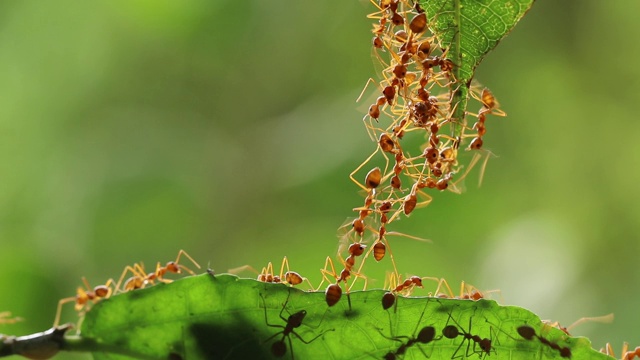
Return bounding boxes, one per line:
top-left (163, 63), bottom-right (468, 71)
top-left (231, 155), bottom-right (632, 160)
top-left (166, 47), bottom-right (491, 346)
top-left (386, 274), bottom-right (424, 296)
top-left (602, 342), bottom-right (640, 360)
top-left (517, 324), bottom-right (572, 358)
top-left (229, 257), bottom-right (312, 288)
top-left (317, 243), bottom-right (368, 307)
top-left (378, 297), bottom-right (439, 359)
top-left (54, 277), bottom-right (115, 327)
top-left (116, 250), bottom-right (201, 293)
top-left (541, 313), bottom-right (613, 336)
top-left (0, 311), bottom-right (22, 325)
top-left (441, 307), bottom-right (496, 359)
top-left (259, 257), bottom-right (313, 288)
top-left (261, 292), bottom-right (333, 359)
top-left (432, 279), bottom-right (502, 302)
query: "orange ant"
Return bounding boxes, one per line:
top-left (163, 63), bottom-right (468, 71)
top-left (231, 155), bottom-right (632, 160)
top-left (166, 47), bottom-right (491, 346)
top-left (542, 313), bottom-right (614, 336)
top-left (53, 277), bottom-right (115, 327)
top-left (0, 311), bottom-right (22, 325)
top-left (259, 257), bottom-right (313, 288)
top-left (260, 292), bottom-right (333, 359)
top-left (602, 342), bottom-right (640, 360)
top-left (442, 307), bottom-right (496, 359)
top-left (116, 250), bottom-right (201, 293)
top-left (517, 324), bottom-right (571, 358)
top-left (317, 243), bottom-right (368, 307)
top-left (423, 278), bottom-right (501, 301)
top-left (229, 257), bottom-right (312, 288)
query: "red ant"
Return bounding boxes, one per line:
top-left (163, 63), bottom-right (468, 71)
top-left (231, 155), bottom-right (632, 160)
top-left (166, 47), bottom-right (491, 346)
top-left (54, 277), bottom-right (115, 327)
top-left (229, 257), bottom-right (312, 288)
top-left (542, 313), bottom-right (613, 336)
top-left (260, 292), bottom-right (333, 359)
top-left (602, 342), bottom-right (640, 360)
top-left (116, 250), bottom-right (201, 294)
top-left (0, 311), bottom-right (22, 325)
top-left (317, 242), bottom-right (367, 307)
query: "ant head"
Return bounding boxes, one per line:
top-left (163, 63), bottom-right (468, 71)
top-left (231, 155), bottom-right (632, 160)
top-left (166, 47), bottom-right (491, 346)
top-left (409, 276), bottom-right (423, 287)
top-left (289, 310), bottom-right (307, 328)
top-left (165, 261), bottom-right (180, 274)
top-left (348, 243), bottom-right (366, 257)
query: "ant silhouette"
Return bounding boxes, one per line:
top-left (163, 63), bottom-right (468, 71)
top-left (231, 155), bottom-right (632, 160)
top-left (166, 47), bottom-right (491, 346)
top-left (441, 306), bottom-right (497, 359)
top-left (260, 291), bottom-right (333, 359)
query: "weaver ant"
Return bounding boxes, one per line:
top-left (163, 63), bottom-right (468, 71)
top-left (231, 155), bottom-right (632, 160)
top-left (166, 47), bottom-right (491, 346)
top-left (0, 311), bottom-right (22, 325)
top-left (602, 342), bottom-right (640, 360)
top-left (116, 250), bottom-right (201, 293)
top-left (53, 277), bottom-right (114, 327)
top-left (317, 243), bottom-right (368, 307)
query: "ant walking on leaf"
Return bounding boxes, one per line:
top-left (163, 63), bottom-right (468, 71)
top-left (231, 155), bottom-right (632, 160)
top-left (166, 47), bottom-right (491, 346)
top-left (229, 257), bottom-right (313, 288)
top-left (53, 277), bottom-right (115, 327)
top-left (317, 242), bottom-right (368, 307)
top-left (260, 291), bottom-right (333, 359)
top-left (0, 311), bottom-right (22, 325)
top-left (602, 342), bottom-right (640, 360)
top-left (115, 249), bottom-right (201, 293)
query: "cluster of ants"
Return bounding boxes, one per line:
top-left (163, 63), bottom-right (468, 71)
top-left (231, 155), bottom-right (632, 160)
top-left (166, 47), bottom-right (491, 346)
top-left (39, 1), bottom-right (635, 359)
top-left (52, 250), bottom-right (200, 328)
top-left (305, 0), bottom-right (507, 317)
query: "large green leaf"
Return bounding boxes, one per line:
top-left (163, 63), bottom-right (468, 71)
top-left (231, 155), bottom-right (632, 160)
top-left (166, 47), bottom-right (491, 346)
top-left (55, 274), bottom-right (607, 359)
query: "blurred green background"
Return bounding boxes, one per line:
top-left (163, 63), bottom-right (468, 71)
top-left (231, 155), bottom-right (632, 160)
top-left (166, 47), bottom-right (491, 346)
top-left (0, 1), bottom-right (637, 358)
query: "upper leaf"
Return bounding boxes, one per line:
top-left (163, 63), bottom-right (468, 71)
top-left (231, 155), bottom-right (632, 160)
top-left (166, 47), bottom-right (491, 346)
top-left (421, 0), bottom-right (536, 84)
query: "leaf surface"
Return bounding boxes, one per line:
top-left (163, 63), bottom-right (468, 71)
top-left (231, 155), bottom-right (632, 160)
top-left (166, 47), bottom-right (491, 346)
top-left (78, 274), bottom-right (609, 360)
top-left (422, 0), bottom-right (535, 84)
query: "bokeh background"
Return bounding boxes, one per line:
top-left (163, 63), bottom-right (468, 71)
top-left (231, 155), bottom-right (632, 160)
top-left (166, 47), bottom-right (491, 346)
top-left (0, 1), bottom-right (637, 358)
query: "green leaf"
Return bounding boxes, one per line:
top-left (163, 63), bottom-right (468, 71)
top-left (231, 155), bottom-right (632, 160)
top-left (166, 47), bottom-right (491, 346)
top-left (64, 274), bottom-right (607, 359)
top-left (421, 0), bottom-right (535, 84)
top-left (419, 0), bottom-right (535, 138)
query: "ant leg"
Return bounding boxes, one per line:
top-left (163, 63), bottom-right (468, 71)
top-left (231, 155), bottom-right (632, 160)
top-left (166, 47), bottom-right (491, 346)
top-left (260, 293), bottom-right (284, 331)
top-left (115, 263), bottom-right (147, 293)
top-left (173, 249), bottom-right (201, 275)
top-left (53, 297), bottom-right (77, 328)
top-left (279, 257), bottom-right (290, 281)
top-left (347, 271), bottom-right (369, 292)
top-left (277, 291), bottom-right (292, 324)
top-left (350, 147), bottom-right (382, 192)
top-left (316, 257), bottom-right (338, 291)
top-left (227, 264), bottom-right (259, 276)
